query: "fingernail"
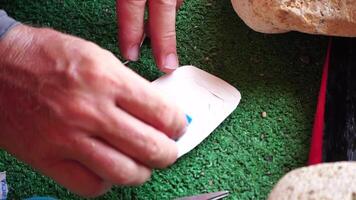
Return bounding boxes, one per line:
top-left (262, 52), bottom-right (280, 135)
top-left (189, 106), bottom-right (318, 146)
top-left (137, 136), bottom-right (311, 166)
top-left (174, 114), bottom-right (192, 141)
top-left (164, 53), bottom-right (179, 70)
top-left (126, 44), bottom-right (139, 61)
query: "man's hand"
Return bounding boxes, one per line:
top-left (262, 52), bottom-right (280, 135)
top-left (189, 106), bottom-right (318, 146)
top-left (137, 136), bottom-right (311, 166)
top-left (117, 0), bottom-right (184, 73)
top-left (0, 25), bottom-right (187, 197)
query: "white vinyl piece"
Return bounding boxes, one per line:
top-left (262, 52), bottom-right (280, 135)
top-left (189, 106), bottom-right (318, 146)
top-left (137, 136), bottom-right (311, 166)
top-left (152, 66), bottom-right (241, 158)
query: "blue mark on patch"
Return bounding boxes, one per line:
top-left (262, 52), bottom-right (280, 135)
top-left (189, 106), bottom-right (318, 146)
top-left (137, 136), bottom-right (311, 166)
top-left (185, 114), bottom-right (192, 124)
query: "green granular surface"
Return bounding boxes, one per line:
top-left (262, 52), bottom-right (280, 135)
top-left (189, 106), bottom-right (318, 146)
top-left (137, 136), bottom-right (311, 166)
top-left (0, 0), bottom-right (328, 199)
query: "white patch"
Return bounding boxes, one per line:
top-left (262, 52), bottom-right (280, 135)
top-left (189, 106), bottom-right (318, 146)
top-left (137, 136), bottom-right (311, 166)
top-left (152, 66), bottom-right (241, 157)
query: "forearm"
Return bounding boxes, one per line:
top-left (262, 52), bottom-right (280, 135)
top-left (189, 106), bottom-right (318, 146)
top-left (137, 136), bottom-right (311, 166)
top-left (0, 14), bottom-right (45, 147)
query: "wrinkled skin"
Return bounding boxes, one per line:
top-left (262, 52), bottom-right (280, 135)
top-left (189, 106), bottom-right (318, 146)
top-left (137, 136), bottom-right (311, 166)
top-left (0, 25), bottom-right (187, 197)
top-left (117, 0), bottom-right (184, 72)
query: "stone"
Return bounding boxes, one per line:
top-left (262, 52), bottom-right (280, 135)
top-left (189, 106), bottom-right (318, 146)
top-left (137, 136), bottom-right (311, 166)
top-left (231, 0), bottom-right (356, 37)
top-left (268, 162), bottom-right (356, 200)
top-left (262, 111), bottom-right (267, 118)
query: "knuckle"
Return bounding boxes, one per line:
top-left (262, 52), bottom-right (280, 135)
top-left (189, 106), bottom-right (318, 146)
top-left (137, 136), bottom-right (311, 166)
top-left (67, 97), bottom-right (91, 118)
top-left (62, 132), bottom-right (84, 151)
top-left (155, 0), bottom-right (177, 7)
top-left (156, 102), bottom-right (185, 138)
top-left (54, 48), bottom-right (102, 89)
top-left (145, 136), bottom-right (176, 168)
top-left (164, 141), bottom-right (178, 166)
top-left (64, 133), bottom-right (82, 150)
top-left (136, 170), bottom-right (152, 185)
top-left (126, 0), bottom-right (147, 7)
top-left (82, 139), bottom-right (101, 160)
top-left (116, 80), bottom-right (143, 105)
top-left (161, 30), bottom-right (176, 41)
top-left (113, 162), bottom-right (138, 185)
top-left (119, 30), bottom-right (143, 45)
top-left (75, 57), bottom-right (104, 82)
top-left (155, 101), bottom-right (172, 120)
top-left (146, 138), bottom-right (165, 165)
top-left (80, 62), bottom-right (103, 83)
top-left (159, 111), bottom-right (175, 131)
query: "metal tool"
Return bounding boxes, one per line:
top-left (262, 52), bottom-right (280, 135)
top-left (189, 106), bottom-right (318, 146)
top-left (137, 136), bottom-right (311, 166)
top-left (174, 191), bottom-right (230, 200)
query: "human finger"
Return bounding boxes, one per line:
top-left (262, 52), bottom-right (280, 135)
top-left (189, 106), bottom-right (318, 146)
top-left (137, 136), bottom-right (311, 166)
top-left (40, 159), bottom-right (112, 197)
top-left (71, 136), bottom-right (152, 185)
top-left (148, 0), bottom-right (178, 72)
top-left (117, 0), bottom-right (146, 61)
top-left (97, 104), bottom-right (179, 168)
top-left (113, 67), bottom-right (187, 139)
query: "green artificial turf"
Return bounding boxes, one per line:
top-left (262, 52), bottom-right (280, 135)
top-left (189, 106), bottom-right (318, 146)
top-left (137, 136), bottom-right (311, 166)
top-left (0, 0), bottom-right (328, 199)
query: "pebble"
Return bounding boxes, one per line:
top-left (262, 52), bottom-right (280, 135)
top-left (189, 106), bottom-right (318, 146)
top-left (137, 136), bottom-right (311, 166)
top-left (262, 112), bottom-right (267, 118)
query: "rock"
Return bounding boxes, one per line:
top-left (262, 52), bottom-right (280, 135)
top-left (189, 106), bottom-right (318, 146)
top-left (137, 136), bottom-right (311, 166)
top-left (268, 162), bottom-right (356, 200)
top-left (231, 0), bottom-right (356, 37)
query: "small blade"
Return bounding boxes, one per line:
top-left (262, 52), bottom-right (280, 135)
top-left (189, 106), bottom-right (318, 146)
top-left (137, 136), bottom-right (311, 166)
top-left (174, 191), bottom-right (230, 200)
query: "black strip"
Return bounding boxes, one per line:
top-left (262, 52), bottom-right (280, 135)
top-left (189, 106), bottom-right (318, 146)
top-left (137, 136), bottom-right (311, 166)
top-left (324, 38), bottom-right (356, 162)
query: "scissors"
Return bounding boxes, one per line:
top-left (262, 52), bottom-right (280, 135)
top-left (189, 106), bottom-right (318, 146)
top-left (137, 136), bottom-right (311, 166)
top-left (174, 191), bottom-right (230, 200)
